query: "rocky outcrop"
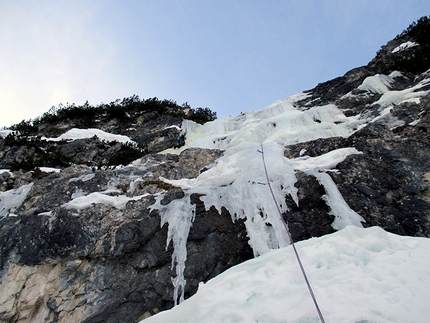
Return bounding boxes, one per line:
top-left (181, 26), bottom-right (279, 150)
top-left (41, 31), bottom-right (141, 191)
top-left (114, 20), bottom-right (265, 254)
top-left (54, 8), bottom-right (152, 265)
top-left (284, 66), bottom-right (430, 239)
top-left (0, 110), bottom-right (183, 171)
top-left (0, 148), bottom-right (254, 323)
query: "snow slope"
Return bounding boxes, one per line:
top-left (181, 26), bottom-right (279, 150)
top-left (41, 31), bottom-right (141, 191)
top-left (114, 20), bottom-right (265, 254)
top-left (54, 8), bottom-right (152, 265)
top-left (142, 226), bottom-right (430, 323)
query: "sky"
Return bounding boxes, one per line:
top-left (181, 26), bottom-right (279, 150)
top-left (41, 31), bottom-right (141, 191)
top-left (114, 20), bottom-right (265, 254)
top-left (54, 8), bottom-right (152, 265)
top-left (0, 1), bottom-right (429, 127)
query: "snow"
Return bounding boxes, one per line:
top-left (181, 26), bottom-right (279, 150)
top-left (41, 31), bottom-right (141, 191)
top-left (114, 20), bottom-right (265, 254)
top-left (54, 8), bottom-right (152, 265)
top-left (0, 183), bottom-right (33, 218)
top-left (43, 128), bottom-right (136, 144)
top-left (164, 125), bottom-right (182, 131)
top-left (39, 167), bottom-right (61, 173)
top-left (392, 41), bottom-right (419, 53)
top-left (151, 69), bottom-right (430, 306)
top-left (142, 225), bottom-right (430, 323)
top-left (0, 169), bottom-right (13, 177)
top-left (38, 211), bottom-right (53, 217)
top-left (61, 192), bottom-right (148, 211)
top-left (285, 91), bottom-right (312, 103)
top-left (0, 129), bottom-right (13, 138)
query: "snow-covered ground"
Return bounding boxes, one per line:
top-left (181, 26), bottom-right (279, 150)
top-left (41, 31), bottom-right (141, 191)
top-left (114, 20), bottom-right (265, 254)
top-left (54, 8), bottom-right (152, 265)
top-left (142, 226), bottom-right (430, 323)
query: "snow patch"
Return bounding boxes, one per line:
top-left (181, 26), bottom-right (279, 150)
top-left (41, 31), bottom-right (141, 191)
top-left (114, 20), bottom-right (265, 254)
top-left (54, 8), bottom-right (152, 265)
top-left (43, 128), bottom-right (136, 144)
top-left (62, 192), bottom-right (148, 210)
top-left (392, 41), bottom-right (419, 53)
top-left (0, 169), bottom-right (13, 177)
top-left (39, 167), bottom-right (61, 173)
top-left (38, 211), bottom-right (53, 217)
top-left (0, 130), bottom-right (13, 138)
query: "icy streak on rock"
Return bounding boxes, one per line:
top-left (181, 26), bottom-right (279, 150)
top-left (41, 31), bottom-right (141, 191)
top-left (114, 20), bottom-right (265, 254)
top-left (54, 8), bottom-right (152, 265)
top-left (313, 171), bottom-right (365, 230)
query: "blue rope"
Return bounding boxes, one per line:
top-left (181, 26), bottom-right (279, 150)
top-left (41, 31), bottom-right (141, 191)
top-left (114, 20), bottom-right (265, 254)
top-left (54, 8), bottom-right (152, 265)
top-left (259, 143), bottom-right (326, 323)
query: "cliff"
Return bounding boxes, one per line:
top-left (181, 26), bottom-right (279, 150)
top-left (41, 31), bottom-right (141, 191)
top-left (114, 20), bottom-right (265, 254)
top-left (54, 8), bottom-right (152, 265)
top-left (0, 17), bottom-right (429, 323)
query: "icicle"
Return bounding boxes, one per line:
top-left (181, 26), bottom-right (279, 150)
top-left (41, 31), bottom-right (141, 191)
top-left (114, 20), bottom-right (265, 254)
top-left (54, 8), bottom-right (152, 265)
top-left (151, 195), bottom-right (195, 305)
top-left (182, 142), bottom-right (299, 256)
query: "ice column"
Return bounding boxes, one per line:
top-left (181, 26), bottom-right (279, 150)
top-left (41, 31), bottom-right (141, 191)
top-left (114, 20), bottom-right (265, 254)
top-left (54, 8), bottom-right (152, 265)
top-left (151, 195), bottom-right (195, 305)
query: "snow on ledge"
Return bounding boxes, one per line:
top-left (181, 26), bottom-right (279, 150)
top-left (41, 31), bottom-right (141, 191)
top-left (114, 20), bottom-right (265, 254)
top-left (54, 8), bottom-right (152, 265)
top-left (43, 128), bottom-right (135, 144)
top-left (392, 41), bottom-right (419, 53)
top-left (61, 192), bottom-right (149, 211)
top-left (0, 130), bottom-right (13, 138)
top-left (39, 167), bottom-right (61, 173)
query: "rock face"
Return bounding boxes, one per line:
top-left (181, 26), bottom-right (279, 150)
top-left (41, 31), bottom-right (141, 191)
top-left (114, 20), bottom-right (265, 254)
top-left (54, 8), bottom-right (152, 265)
top-left (0, 149), bottom-right (253, 323)
top-left (1, 19), bottom-right (430, 323)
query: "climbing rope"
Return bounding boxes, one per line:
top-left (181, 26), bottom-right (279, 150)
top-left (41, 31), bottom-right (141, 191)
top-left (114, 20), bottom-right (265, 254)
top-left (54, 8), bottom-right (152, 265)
top-left (258, 143), bottom-right (326, 323)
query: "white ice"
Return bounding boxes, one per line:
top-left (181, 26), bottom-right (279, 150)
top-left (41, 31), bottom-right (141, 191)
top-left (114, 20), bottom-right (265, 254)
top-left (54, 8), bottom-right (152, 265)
top-left (313, 172), bottom-right (365, 230)
top-left (142, 226), bottom-right (430, 323)
top-left (162, 142), bottom-right (299, 256)
top-left (372, 77), bottom-right (430, 109)
top-left (357, 72), bottom-right (403, 94)
top-left (154, 94), bottom-right (373, 303)
top-left (0, 183), bottom-right (33, 218)
top-left (69, 173), bottom-right (96, 182)
top-left (286, 147), bottom-right (362, 173)
top-left (150, 194), bottom-right (196, 305)
top-left (164, 100), bottom-right (361, 154)
top-left (285, 147), bottom-right (365, 230)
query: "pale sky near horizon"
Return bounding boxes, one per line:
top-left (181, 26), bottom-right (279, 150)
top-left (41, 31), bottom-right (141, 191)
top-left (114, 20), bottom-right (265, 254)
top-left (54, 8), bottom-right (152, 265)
top-left (0, 1), bottom-right (429, 127)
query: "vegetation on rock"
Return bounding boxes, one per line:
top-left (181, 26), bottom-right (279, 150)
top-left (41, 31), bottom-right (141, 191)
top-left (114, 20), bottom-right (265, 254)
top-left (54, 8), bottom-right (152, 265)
top-left (376, 16), bottom-right (430, 74)
top-left (17, 95), bottom-right (217, 133)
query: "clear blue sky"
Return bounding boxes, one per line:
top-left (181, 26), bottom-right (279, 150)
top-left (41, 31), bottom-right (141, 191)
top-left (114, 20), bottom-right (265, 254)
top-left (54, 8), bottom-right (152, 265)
top-left (0, 1), bottom-right (429, 127)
